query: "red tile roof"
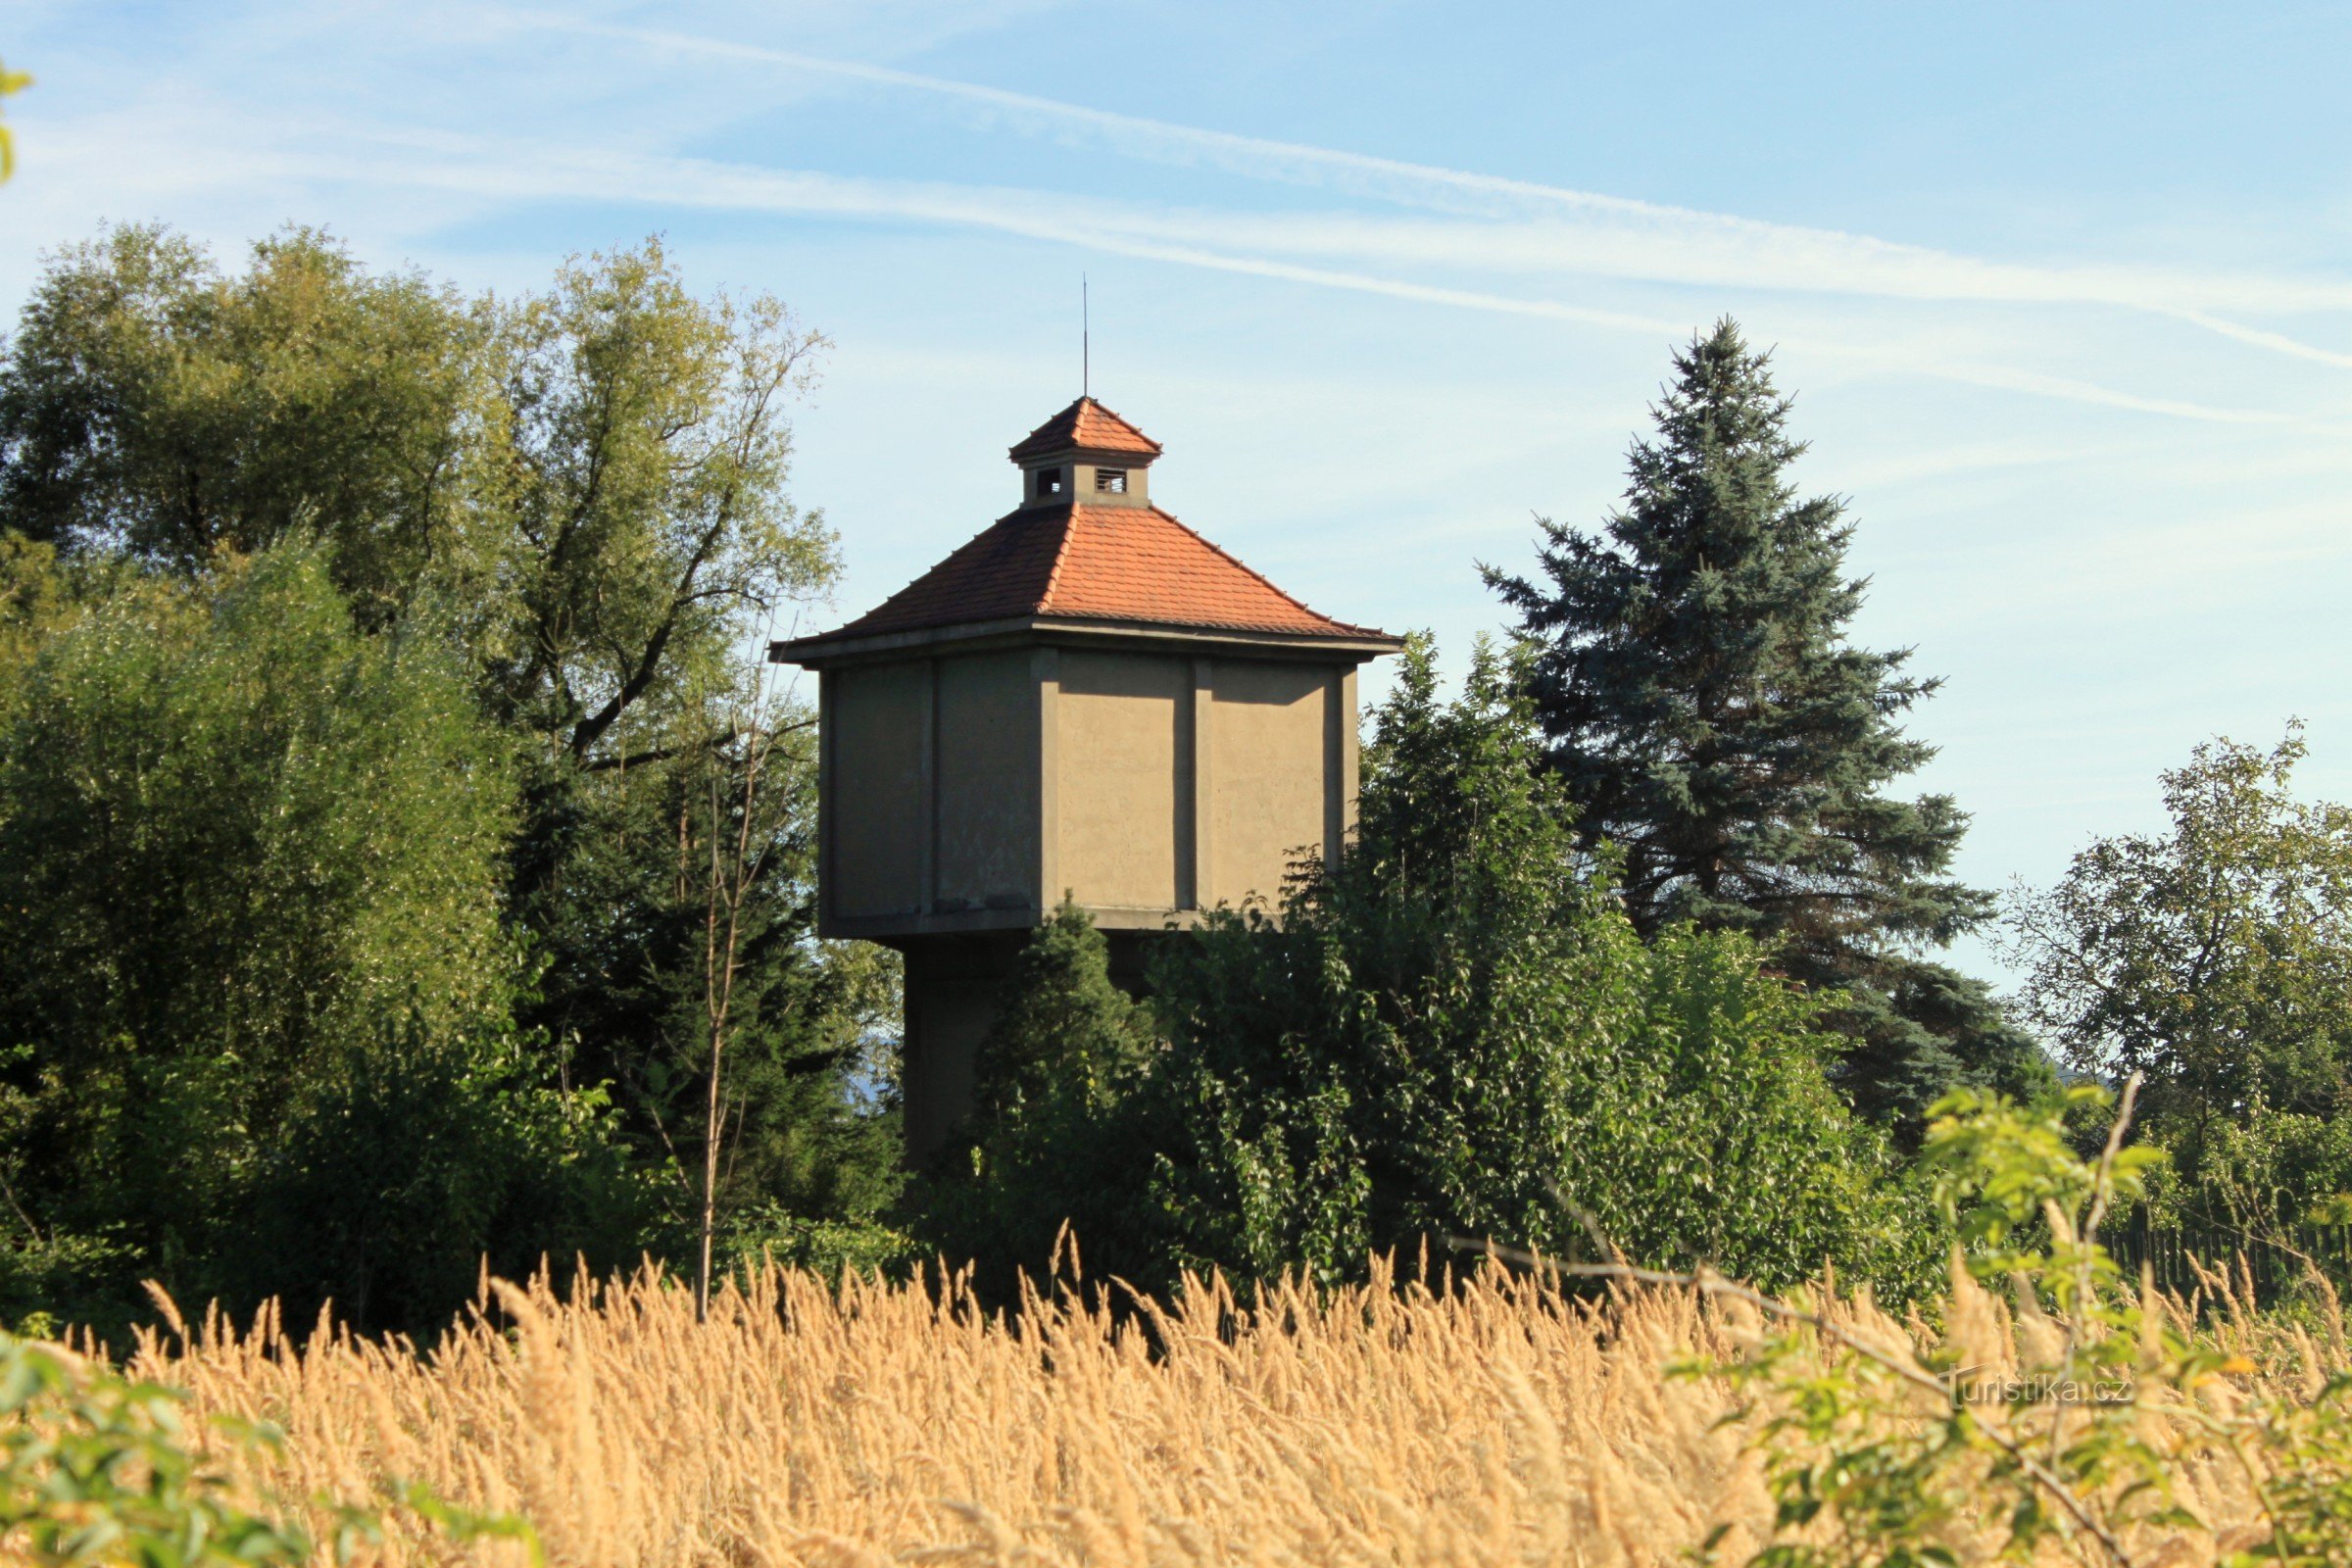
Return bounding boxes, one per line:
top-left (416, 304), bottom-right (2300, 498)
top-left (1007, 397), bottom-right (1164, 463)
top-left (807, 503), bottom-right (1386, 644)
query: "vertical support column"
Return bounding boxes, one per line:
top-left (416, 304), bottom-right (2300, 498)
top-left (1173, 660), bottom-right (1199, 912)
top-left (1339, 666), bottom-right (1361, 845)
top-left (1034, 646), bottom-right (1061, 912)
top-left (1191, 657), bottom-right (1215, 910)
top-left (918, 658), bottom-right (939, 916)
top-left (816, 671), bottom-right (837, 929)
top-left (1323, 665), bottom-right (1355, 872)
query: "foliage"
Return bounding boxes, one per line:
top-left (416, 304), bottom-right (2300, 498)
top-left (1486, 318), bottom-right (2045, 1123)
top-left (0, 226), bottom-right (501, 623)
top-left (0, 548), bottom-right (650, 1336)
top-left (483, 240), bottom-right (835, 761)
top-left (0, 529), bottom-right (76, 717)
top-left (712, 1204), bottom-right (916, 1282)
top-left (976, 900), bottom-right (1159, 1131)
top-left (1145, 635), bottom-right (1929, 1295)
top-left (0, 56), bottom-right (28, 183)
top-left (0, 1332), bottom-right (537, 1566)
top-left (2006, 727), bottom-right (2352, 1234)
top-left (913, 902), bottom-right (1167, 1290)
top-left (1682, 1076), bottom-right (2352, 1568)
top-left (0, 225), bottom-right (834, 660)
top-left (0, 225), bottom-right (893, 1331)
top-left (233, 1010), bottom-right (658, 1341)
top-left (0, 1336), bottom-right (315, 1566)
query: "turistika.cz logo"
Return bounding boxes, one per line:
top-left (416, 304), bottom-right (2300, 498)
top-left (1955, 1367), bottom-right (2134, 1405)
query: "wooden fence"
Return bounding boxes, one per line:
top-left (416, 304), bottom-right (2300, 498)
top-left (2104, 1220), bottom-right (2352, 1301)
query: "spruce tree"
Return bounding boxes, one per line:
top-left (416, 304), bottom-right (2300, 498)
top-left (1484, 319), bottom-right (2047, 1122)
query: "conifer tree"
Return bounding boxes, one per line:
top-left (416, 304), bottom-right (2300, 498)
top-left (1485, 319), bottom-right (2046, 1121)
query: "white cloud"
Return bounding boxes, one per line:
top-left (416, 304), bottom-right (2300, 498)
top-left (104, 117), bottom-right (2300, 430)
top-left (500, 8), bottom-right (2352, 363)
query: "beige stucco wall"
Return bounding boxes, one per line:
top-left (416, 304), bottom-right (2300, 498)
top-left (820, 643), bottom-right (1363, 940)
top-left (1054, 650), bottom-right (1186, 911)
top-left (827, 662), bottom-right (928, 919)
top-left (936, 651), bottom-right (1040, 911)
top-left (1206, 661), bottom-right (1332, 908)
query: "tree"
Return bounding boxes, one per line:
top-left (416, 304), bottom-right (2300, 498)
top-left (679, 644), bottom-right (906, 1313)
top-left (2004, 727), bottom-right (2352, 1232)
top-left (0, 225), bottom-right (500, 625)
top-left (1485, 318), bottom-right (2046, 1123)
top-left (0, 226), bottom-right (898, 1308)
top-left (0, 225), bottom-right (837, 746)
top-left (0, 548), bottom-right (650, 1336)
top-left (1145, 637), bottom-right (1930, 1295)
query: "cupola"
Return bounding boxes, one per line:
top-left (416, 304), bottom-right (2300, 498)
top-left (1010, 396), bottom-right (1160, 509)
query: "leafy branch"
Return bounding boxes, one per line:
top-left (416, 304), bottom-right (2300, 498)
top-left (0, 57), bottom-right (30, 183)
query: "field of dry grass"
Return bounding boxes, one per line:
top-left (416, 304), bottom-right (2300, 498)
top-left (98, 1250), bottom-right (2336, 1568)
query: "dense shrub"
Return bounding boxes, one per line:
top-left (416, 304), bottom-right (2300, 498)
top-left (1146, 637), bottom-right (1930, 1293)
top-left (0, 549), bottom-right (652, 1337)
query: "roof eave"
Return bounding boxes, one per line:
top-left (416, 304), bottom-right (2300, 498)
top-left (1005, 439), bottom-right (1163, 465)
top-left (771, 614), bottom-right (1404, 668)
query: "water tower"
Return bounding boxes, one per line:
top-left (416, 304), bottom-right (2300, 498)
top-left (771, 397), bottom-right (1401, 1160)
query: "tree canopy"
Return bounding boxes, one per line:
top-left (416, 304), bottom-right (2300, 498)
top-left (2006, 727), bottom-right (2352, 1232)
top-left (0, 225), bottom-right (895, 1335)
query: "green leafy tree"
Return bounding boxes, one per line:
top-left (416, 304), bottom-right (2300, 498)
top-left (0, 549), bottom-right (648, 1336)
top-left (2005, 727), bottom-right (2352, 1233)
top-left (1146, 636), bottom-right (1929, 1295)
top-left (0, 226), bottom-right (897, 1313)
top-left (0, 225), bottom-right (502, 627)
top-left (1485, 318), bottom-right (2046, 1123)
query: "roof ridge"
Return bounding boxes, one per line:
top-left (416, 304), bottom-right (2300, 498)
top-left (1120, 503), bottom-right (1363, 634)
top-left (1033, 503), bottom-right (1081, 613)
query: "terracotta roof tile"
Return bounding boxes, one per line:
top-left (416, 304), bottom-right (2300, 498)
top-left (809, 504), bottom-right (1384, 644)
top-left (1007, 397), bottom-right (1163, 462)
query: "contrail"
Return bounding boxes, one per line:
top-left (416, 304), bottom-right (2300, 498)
top-left (310, 133), bottom-right (2309, 428)
top-left (490, 7), bottom-right (2352, 368)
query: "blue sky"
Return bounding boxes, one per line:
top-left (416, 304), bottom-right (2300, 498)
top-left (4, 1), bottom-right (2351, 984)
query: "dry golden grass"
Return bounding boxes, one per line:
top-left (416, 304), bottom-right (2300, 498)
top-left (110, 1253), bottom-right (2328, 1567)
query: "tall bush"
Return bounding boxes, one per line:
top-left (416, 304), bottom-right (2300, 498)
top-left (0, 548), bottom-right (649, 1335)
top-left (910, 902), bottom-right (1165, 1291)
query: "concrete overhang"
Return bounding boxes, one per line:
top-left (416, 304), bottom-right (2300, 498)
top-left (823, 901), bottom-right (1227, 944)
